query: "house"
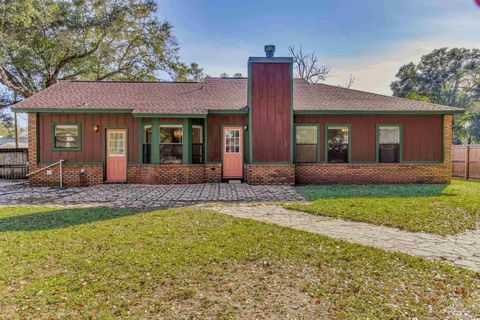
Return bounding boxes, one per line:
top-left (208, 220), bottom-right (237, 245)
top-left (13, 45), bottom-right (462, 186)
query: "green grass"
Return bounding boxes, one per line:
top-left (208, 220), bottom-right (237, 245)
top-left (0, 206), bottom-right (479, 319)
top-left (287, 180), bottom-right (480, 235)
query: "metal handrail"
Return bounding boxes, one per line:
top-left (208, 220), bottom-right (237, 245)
top-left (26, 159), bottom-right (65, 188)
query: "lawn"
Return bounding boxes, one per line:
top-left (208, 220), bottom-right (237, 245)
top-left (0, 206), bottom-right (479, 319)
top-left (286, 180), bottom-right (480, 236)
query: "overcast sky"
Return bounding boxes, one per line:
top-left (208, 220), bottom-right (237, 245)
top-left (157, 0), bottom-right (480, 95)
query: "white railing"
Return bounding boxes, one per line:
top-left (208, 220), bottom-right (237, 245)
top-left (26, 159), bottom-right (65, 188)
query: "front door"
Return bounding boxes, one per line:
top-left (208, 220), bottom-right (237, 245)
top-left (223, 127), bottom-right (243, 178)
top-left (106, 129), bottom-right (127, 182)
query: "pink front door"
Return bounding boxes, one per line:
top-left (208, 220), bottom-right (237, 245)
top-left (106, 129), bottom-right (127, 182)
top-left (223, 127), bottom-right (243, 178)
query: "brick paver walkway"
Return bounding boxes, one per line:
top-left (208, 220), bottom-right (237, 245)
top-left (0, 183), bottom-right (305, 208)
top-left (209, 204), bottom-right (480, 272)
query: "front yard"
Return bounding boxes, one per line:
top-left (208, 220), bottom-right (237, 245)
top-left (0, 205), bottom-right (479, 318)
top-left (287, 180), bottom-right (480, 235)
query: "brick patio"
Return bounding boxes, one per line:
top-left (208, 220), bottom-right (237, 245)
top-left (0, 183), bottom-right (305, 208)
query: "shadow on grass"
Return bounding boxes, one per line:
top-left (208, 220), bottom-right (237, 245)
top-left (297, 183), bottom-right (452, 201)
top-left (0, 207), bottom-right (155, 232)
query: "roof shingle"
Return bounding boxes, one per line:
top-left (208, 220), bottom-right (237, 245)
top-left (13, 77), bottom-right (462, 114)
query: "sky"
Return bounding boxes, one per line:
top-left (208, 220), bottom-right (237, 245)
top-left (156, 0), bottom-right (480, 95)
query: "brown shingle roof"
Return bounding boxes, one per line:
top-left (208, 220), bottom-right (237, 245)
top-left (13, 77), bottom-right (462, 114)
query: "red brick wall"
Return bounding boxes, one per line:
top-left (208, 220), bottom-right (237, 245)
top-left (244, 164), bottom-right (295, 185)
top-left (296, 115), bottom-right (453, 184)
top-left (127, 164), bottom-right (222, 184)
top-left (295, 163), bottom-right (450, 184)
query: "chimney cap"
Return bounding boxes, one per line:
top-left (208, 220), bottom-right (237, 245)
top-left (264, 45), bottom-right (275, 58)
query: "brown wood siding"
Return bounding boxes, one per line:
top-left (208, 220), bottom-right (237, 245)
top-left (251, 63), bottom-right (291, 162)
top-left (38, 113), bottom-right (139, 163)
top-left (295, 115), bottom-right (443, 162)
top-left (207, 115), bottom-right (247, 163)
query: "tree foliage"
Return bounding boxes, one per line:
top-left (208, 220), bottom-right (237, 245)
top-left (391, 48), bottom-right (480, 144)
top-left (0, 0), bottom-right (201, 101)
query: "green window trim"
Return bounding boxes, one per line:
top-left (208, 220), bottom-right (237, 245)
top-left (324, 124), bottom-right (352, 163)
top-left (376, 124), bottom-right (403, 163)
top-left (51, 122), bottom-right (82, 151)
top-left (294, 124), bottom-right (321, 163)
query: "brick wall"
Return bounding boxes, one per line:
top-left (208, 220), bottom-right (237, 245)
top-left (296, 115), bottom-right (453, 184)
top-left (127, 164), bottom-right (222, 184)
top-left (244, 164), bottom-right (295, 185)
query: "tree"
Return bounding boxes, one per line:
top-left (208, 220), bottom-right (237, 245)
top-left (289, 46), bottom-right (330, 83)
top-left (391, 48), bottom-right (480, 144)
top-left (174, 62), bottom-right (205, 82)
top-left (0, 88), bottom-right (14, 136)
top-left (220, 73), bottom-right (228, 78)
top-left (233, 73), bottom-right (243, 78)
top-left (340, 74), bottom-right (355, 89)
top-left (0, 0), bottom-right (200, 101)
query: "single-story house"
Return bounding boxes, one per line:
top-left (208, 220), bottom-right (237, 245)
top-left (13, 45), bottom-right (462, 186)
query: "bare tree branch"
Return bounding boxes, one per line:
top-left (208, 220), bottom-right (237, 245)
top-left (340, 74), bottom-right (355, 89)
top-left (289, 46), bottom-right (330, 83)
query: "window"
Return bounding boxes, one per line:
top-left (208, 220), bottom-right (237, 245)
top-left (378, 125), bottom-right (401, 163)
top-left (192, 125), bottom-right (203, 164)
top-left (326, 125), bottom-right (349, 163)
top-left (295, 125), bottom-right (318, 163)
top-left (159, 124), bottom-right (183, 163)
top-left (53, 124), bottom-right (81, 150)
top-left (143, 125), bottom-right (152, 163)
top-left (225, 129), bottom-right (240, 153)
top-left (107, 131), bottom-right (125, 156)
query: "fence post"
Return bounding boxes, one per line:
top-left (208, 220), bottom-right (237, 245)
top-left (465, 145), bottom-right (470, 180)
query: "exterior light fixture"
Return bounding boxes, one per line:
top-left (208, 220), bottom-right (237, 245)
top-left (94, 125), bottom-right (100, 132)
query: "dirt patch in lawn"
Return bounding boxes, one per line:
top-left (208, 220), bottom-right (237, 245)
top-left (134, 262), bottom-right (328, 319)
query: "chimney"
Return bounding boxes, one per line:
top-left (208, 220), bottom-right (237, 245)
top-left (248, 45), bottom-right (293, 163)
top-left (264, 45), bottom-right (275, 58)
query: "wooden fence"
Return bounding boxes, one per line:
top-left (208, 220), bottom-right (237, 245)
top-left (0, 148), bottom-right (28, 179)
top-left (452, 145), bottom-right (480, 180)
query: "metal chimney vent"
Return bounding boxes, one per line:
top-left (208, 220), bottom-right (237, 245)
top-left (264, 45), bottom-right (275, 58)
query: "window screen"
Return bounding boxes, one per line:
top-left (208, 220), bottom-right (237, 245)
top-left (327, 126), bottom-right (349, 163)
top-left (378, 125), bottom-right (400, 163)
top-left (295, 126), bottom-right (318, 163)
top-left (53, 124), bottom-right (80, 149)
top-left (160, 125), bottom-right (183, 163)
top-left (192, 125), bottom-right (203, 164)
top-left (143, 125), bottom-right (152, 163)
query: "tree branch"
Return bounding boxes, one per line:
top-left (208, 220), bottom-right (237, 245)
top-left (0, 65), bottom-right (35, 98)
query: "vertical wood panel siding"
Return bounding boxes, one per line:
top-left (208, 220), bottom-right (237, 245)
top-left (294, 115), bottom-right (443, 162)
top-left (207, 115), bottom-right (247, 163)
top-left (251, 63), bottom-right (291, 162)
top-left (39, 113), bottom-right (139, 163)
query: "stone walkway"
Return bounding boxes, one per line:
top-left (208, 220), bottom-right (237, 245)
top-left (0, 183), bottom-right (305, 208)
top-left (209, 204), bottom-right (480, 272)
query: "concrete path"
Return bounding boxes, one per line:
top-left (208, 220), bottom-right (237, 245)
top-left (209, 204), bottom-right (480, 272)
